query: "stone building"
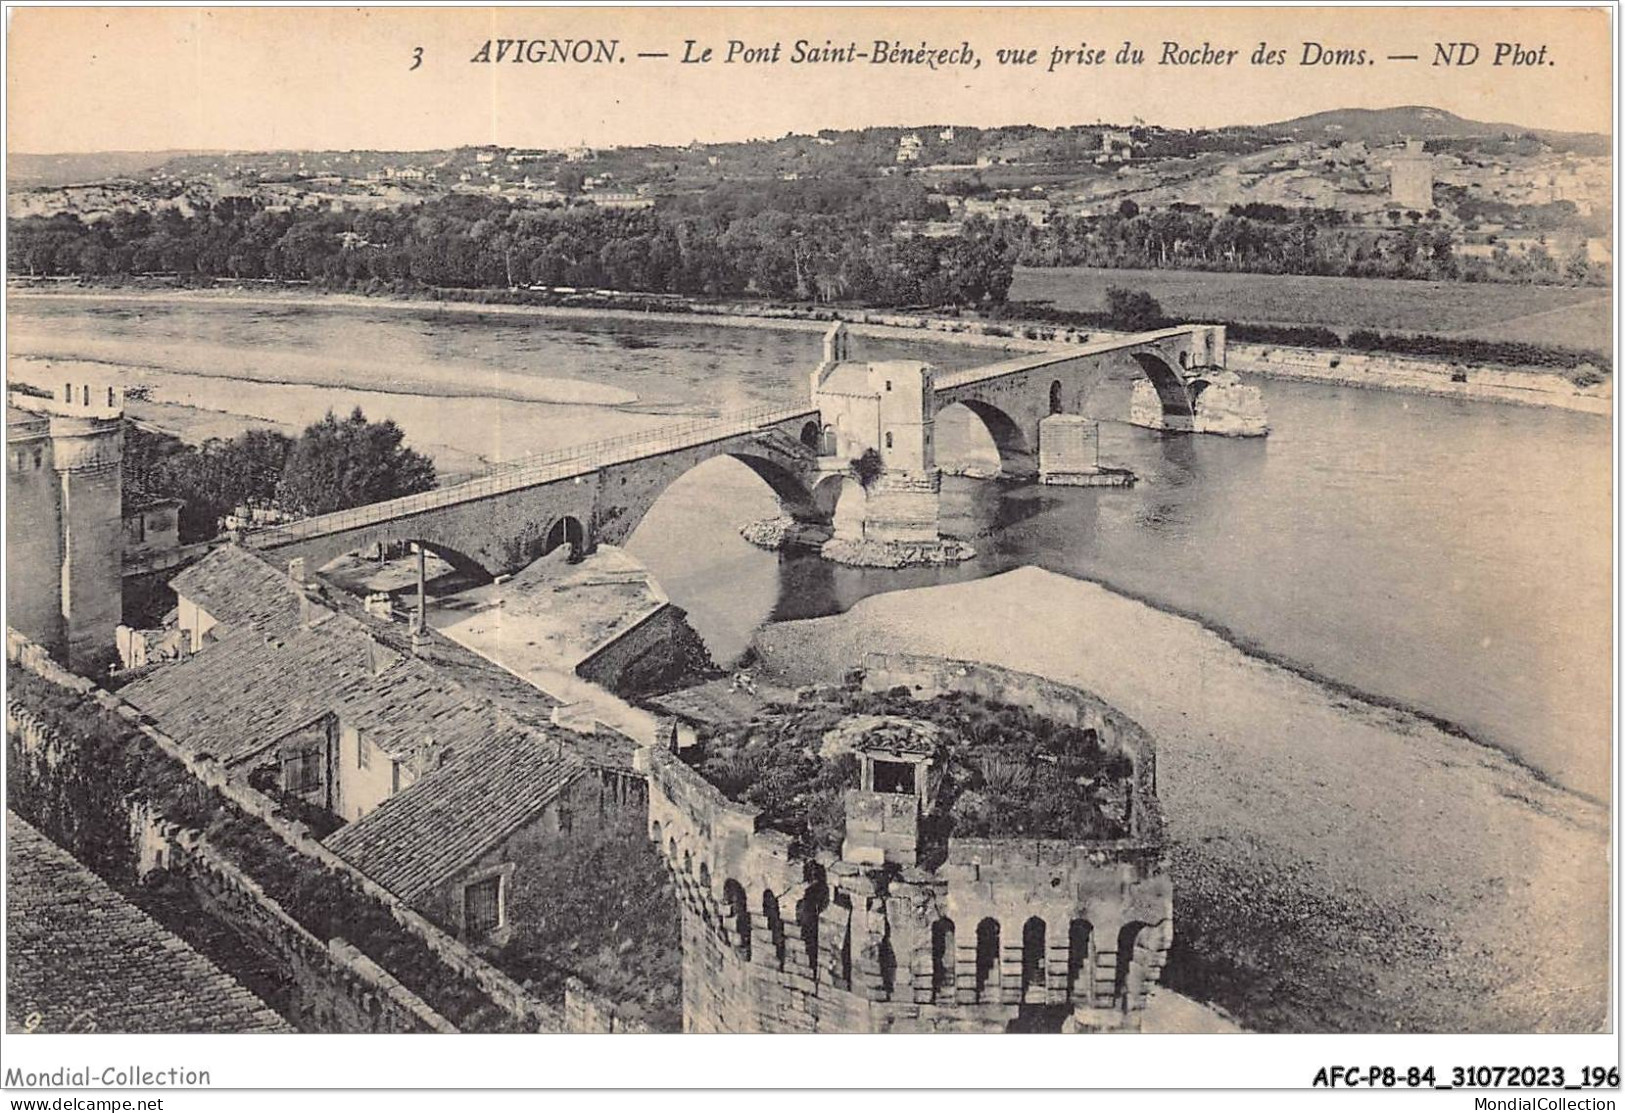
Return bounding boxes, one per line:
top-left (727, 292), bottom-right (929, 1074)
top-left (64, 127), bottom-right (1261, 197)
top-left (809, 329), bottom-right (943, 546)
top-left (1388, 139), bottom-right (1434, 211)
top-left (118, 544), bottom-right (642, 945)
top-left (638, 653), bottom-right (1174, 1033)
top-left (5, 378), bottom-right (125, 672)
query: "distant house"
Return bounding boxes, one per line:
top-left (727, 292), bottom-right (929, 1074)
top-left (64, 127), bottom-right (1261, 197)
top-left (582, 190), bottom-right (654, 210)
top-left (122, 496), bottom-right (182, 563)
top-left (119, 545), bottom-right (641, 941)
top-left (1096, 129), bottom-right (1139, 164)
top-left (896, 134), bottom-right (924, 163)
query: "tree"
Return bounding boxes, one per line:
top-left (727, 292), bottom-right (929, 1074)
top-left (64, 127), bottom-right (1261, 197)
top-left (277, 408), bottom-right (436, 517)
top-left (123, 423), bottom-right (294, 543)
top-left (555, 167), bottom-right (586, 196)
top-left (1103, 287), bottom-right (1166, 331)
top-left (1117, 199), bottom-right (1141, 219)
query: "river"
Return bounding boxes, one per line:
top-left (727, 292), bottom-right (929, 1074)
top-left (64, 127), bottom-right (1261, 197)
top-left (8, 294), bottom-right (1612, 799)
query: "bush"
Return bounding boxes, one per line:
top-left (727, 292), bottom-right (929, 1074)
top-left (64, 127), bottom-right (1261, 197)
top-left (1345, 329), bottom-right (1609, 373)
top-left (850, 447), bottom-right (884, 489)
top-left (1104, 287), bottom-right (1170, 331)
top-left (683, 687), bottom-right (1135, 855)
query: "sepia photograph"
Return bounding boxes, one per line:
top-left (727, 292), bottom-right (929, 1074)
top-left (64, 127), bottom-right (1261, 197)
top-left (0, 1), bottom-right (1617, 1103)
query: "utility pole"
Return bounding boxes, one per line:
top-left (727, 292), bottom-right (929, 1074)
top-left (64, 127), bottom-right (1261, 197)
top-left (411, 542), bottom-right (426, 635)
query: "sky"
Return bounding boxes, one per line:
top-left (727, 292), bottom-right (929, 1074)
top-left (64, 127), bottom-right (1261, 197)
top-left (5, 5), bottom-right (1613, 154)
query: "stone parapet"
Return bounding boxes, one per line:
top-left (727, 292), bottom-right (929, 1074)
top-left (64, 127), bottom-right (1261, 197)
top-left (642, 653), bottom-right (1174, 1033)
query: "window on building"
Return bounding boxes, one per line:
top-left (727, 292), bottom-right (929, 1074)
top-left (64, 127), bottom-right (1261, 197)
top-left (885, 379), bottom-right (893, 392)
top-left (975, 918), bottom-right (1001, 1000)
top-left (281, 748), bottom-right (322, 795)
top-left (872, 758), bottom-right (915, 794)
top-left (356, 732), bottom-right (370, 769)
top-left (464, 875), bottom-right (504, 940)
top-left (885, 431), bottom-right (894, 449)
top-left (931, 918), bottom-right (956, 1000)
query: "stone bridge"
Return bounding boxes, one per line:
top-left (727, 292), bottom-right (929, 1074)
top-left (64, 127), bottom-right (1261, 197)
top-left (247, 323), bottom-right (1262, 574)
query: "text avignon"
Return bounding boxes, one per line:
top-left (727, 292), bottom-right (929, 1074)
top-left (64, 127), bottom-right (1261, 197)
top-left (470, 39), bottom-right (620, 64)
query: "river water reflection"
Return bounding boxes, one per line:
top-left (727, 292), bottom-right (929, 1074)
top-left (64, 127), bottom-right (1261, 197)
top-left (10, 296), bottom-right (1612, 798)
top-left (640, 373), bottom-right (1612, 801)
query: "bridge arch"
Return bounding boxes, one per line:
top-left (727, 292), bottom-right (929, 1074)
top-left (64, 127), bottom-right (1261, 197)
top-left (542, 515), bottom-right (586, 560)
top-left (936, 398), bottom-right (1035, 478)
top-left (1129, 351), bottom-right (1197, 420)
top-left (609, 447), bottom-right (823, 553)
top-left (315, 537), bottom-right (492, 587)
top-left (811, 473), bottom-right (866, 540)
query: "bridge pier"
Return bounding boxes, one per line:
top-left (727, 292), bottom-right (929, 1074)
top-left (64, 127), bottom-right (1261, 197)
top-left (1037, 415), bottom-right (1134, 488)
top-left (246, 322), bottom-right (1263, 580)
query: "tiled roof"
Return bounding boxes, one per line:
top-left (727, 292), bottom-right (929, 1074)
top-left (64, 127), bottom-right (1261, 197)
top-left (124, 544), bottom-right (599, 906)
top-left (324, 730), bottom-right (587, 904)
top-left (125, 549), bottom-right (564, 769)
top-left (5, 812), bottom-right (290, 1034)
top-left (169, 543), bottom-right (306, 629)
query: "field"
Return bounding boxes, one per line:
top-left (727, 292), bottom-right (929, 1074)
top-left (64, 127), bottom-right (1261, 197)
top-left (1010, 267), bottom-right (1612, 353)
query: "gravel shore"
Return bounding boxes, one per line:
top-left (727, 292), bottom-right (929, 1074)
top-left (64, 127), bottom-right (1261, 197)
top-left (752, 566), bottom-right (1610, 1033)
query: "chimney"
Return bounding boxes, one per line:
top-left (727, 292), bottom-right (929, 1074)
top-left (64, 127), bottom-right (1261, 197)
top-left (363, 592), bottom-right (394, 620)
top-left (287, 558), bottom-right (308, 585)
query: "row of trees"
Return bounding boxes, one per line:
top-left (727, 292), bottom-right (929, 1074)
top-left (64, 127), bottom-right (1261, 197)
top-left (10, 190), bottom-right (1019, 308)
top-left (125, 408), bottom-right (436, 543)
top-left (1005, 287), bottom-right (1610, 374)
top-left (1002, 205), bottom-right (1603, 285)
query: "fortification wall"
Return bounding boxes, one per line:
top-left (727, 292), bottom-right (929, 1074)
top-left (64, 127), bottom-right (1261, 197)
top-left (640, 654), bottom-right (1174, 1033)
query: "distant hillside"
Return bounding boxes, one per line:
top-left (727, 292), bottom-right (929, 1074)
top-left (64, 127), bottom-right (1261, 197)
top-left (8, 150), bottom-right (211, 188)
top-left (1259, 106), bottom-right (1609, 154)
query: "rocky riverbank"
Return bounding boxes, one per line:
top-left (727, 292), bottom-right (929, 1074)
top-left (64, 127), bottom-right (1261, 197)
top-left (750, 567), bottom-right (1610, 1034)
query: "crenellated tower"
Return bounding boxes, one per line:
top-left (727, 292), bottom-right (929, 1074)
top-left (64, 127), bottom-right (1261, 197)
top-left (638, 654), bottom-right (1174, 1034)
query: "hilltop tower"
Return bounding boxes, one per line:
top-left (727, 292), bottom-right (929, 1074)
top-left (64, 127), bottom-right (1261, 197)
top-left (1389, 139), bottom-right (1434, 211)
top-left (6, 378), bottom-right (125, 671)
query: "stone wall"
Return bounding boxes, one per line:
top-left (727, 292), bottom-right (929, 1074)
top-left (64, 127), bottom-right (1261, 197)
top-left (639, 654), bottom-right (1174, 1033)
top-left (563, 977), bottom-right (654, 1034)
top-left (9, 706), bottom-right (453, 1033)
top-left (574, 601), bottom-right (715, 697)
top-left (7, 630), bottom-right (568, 1034)
top-left (144, 811), bottom-right (457, 1033)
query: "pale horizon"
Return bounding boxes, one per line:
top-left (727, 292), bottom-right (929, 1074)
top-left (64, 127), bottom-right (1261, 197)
top-left (6, 99), bottom-right (1611, 160)
top-left (6, 7), bottom-right (1612, 156)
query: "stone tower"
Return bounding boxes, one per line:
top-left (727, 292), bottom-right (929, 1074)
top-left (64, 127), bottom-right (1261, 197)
top-left (6, 378), bottom-right (125, 672)
top-left (640, 654), bottom-right (1174, 1034)
top-left (810, 330), bottom-right (945, 547)
top-left (1389, 139), bottom-right (1434, 211)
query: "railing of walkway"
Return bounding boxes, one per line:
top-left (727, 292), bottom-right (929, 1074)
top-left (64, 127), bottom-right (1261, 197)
top-left (246, 402), bottom-right (818, 547)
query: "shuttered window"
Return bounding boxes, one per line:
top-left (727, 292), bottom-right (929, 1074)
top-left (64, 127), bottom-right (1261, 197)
top-left (464, 876), bottom-right (503, 939)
